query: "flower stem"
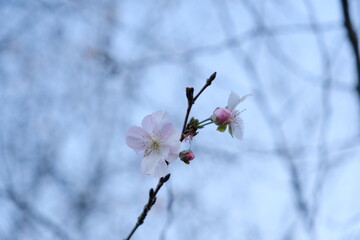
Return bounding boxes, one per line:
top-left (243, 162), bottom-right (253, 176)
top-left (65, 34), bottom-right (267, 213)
top-left (197, 121), bottom-right (214, 128)
top-left (198, 118), bottom-right (211, 125)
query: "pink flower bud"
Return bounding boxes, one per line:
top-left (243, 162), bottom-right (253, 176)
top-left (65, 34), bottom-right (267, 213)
top-left (210, 107), bottom-right (231, 125)
top-left (179, 150), bottom-right (195, 164)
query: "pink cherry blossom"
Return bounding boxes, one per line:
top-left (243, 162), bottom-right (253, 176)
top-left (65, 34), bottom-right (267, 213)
top-left (126, 111), bottom-right (180, 178)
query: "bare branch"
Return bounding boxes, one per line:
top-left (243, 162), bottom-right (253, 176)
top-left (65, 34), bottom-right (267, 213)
top-left (340, 0), bottom-right (360, 96)
top-left (180, 72), bottom-right (217, 142)
top-left (124, 174), bottom-right (171, 240)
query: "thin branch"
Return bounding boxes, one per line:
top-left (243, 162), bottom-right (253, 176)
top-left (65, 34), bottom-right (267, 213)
top-left (6, 189), bottom-right (73, 240)
top-left (180, 87), bottom-right (194, 139)
top-left (124, 174), bottom-right (171, 240)
top-left (193, 72), bottom-right (216, 102)
top-left (340, 0), bottom-right (360, 96)
top-left (302, 0), bottom-right (333, 232)
top-left (180, 72), bottom-right (217, 141)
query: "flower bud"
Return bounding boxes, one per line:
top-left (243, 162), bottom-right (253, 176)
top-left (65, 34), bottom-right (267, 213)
top-left (179, 150), bottom-right (195, 164)
top-left (210, 107), bottom-right (231, 125)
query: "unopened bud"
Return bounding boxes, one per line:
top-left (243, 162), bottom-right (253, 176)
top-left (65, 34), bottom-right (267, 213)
top-left (179, 150), bottom-right (195, 164)
top-left (210, 107), bottom-right (231, 125)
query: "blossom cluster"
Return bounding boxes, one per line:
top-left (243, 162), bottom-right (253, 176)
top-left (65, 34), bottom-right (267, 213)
top-left (126, 91), bottom-right (250, 177)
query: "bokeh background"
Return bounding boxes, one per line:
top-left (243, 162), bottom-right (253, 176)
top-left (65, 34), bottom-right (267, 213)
top-left (1, 0), bottom-right (360, 239)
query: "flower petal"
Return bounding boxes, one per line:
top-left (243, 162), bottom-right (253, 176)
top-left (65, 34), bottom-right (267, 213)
top-left (141, 151), bottom-right (169, 177)
top-left (230, 117), bottom-right (244, 140)
top-left (159, 123), bottom-right (180, 162)
top-left (125, 126), bottom-right (147, 155)
top-left (160, 122), bottom-right (180, 141)
top-left (141, 113), bottom-right (155, 132)
top-left (141, 154), bottom-right (158, 175)
top-left (239, 94), bottom-right (252, 104)
top-left (143, 110), bottom-right (171, 132)
top-left (228, 124), bottom-right (233, 137)
top-left (151, 160), bottom-right (168, 178)
top-left (227, 91), bottom-right (241, 111)
top-left (142, 110), bottom-right (170, 132)
top-left (227, 92), bottom-right (252, 111)
top-left (167, 146), bottom-right (180, 163)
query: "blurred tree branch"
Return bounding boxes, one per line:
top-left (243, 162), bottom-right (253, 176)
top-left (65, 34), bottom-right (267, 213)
top-left (5, 188), bottom-right (73, 240)
top-left (340, 0), bottom-right (360, 96)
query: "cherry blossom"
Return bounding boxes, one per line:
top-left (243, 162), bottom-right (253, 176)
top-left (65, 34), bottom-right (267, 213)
top-left (126, 111), bottom-right (180, 177)
top-left (211, 91), bottom-right (251, 140)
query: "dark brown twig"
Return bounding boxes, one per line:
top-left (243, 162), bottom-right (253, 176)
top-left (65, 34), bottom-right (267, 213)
top-left (180, 72), bottom-right (217, 141)
top-left (193, 72), bottom-right (217, 102)
top-left (180, 87), bottom-right (194, 139)
top-left (124, 174), bottom-right (171, 240)
top-left (340, 0), bottom-right (360, 96)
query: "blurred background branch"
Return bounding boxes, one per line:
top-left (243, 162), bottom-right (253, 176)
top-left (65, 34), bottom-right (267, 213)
top-left (340, 0), bottom-right (360, 97)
